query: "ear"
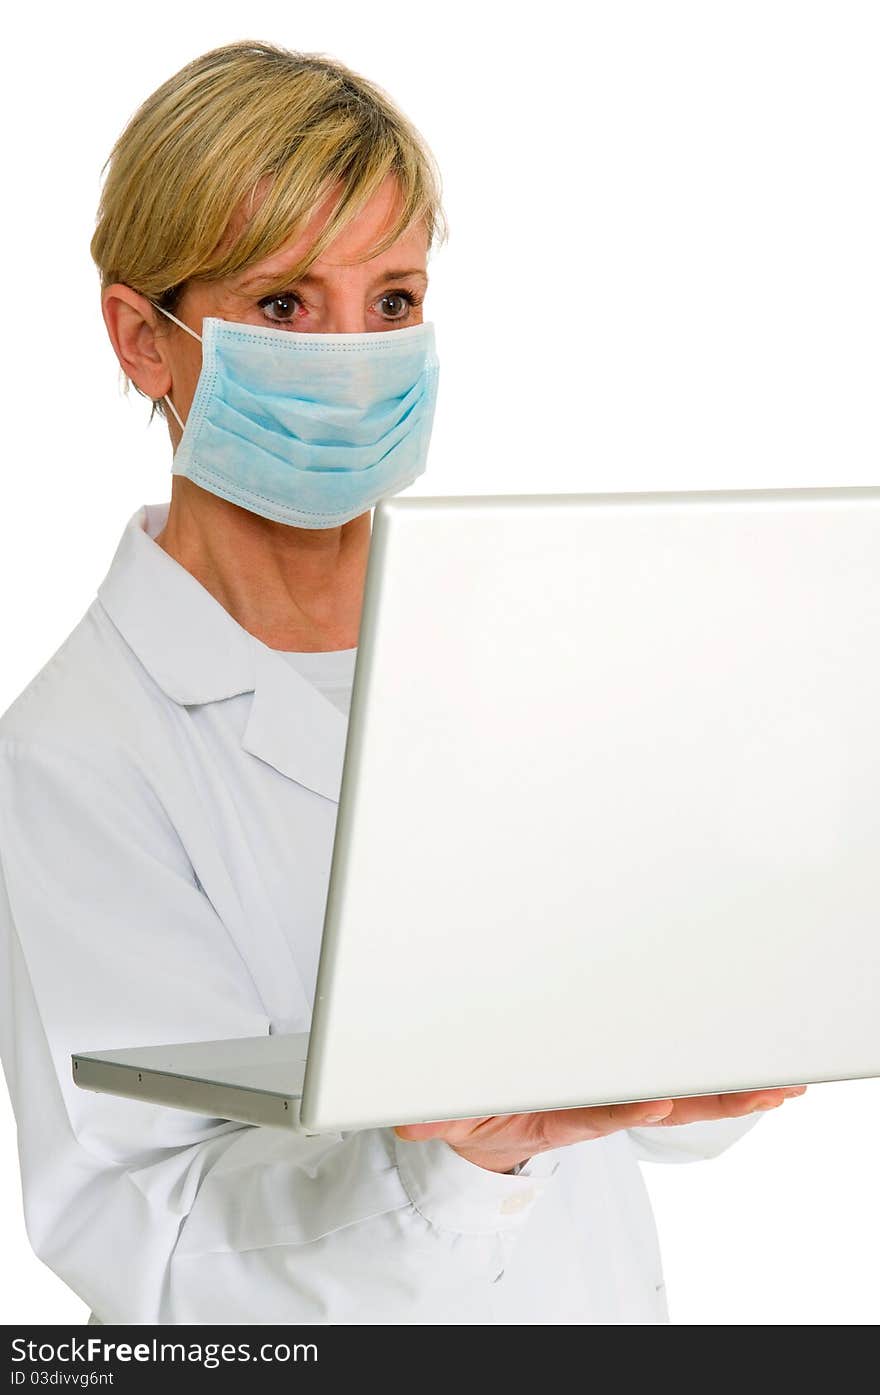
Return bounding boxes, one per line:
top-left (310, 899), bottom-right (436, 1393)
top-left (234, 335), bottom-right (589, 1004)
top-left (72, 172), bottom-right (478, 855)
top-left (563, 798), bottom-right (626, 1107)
top-left (101, 284), bottom-right (172, 402)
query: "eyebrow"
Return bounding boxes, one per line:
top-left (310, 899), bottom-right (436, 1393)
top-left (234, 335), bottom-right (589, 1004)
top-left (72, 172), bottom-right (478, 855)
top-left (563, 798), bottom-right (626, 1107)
top-left (239, 266), bottom-right (429, 291)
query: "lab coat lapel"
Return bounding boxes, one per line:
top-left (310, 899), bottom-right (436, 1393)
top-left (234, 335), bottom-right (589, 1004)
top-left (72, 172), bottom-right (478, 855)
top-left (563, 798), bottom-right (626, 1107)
top-left (98, 505), bottom-right (349, 803)
top-left (242, 640), bottom-right (349, 804)
top-left (97, 506), bottom-right (348, 1029)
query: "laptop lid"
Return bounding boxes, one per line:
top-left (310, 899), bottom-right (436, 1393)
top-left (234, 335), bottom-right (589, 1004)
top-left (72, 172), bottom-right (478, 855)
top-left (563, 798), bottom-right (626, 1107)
top-left (300, 485), bottom-right (880, 1131)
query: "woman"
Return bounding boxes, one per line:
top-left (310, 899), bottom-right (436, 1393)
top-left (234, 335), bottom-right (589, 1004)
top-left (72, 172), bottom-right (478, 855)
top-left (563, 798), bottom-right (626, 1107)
top-left (0, 39), bottom-right (805, 1326)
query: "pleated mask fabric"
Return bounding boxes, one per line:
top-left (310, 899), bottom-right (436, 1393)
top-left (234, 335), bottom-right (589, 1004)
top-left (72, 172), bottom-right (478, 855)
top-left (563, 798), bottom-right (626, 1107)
top-left (156, 310), bottom-right (440, 528)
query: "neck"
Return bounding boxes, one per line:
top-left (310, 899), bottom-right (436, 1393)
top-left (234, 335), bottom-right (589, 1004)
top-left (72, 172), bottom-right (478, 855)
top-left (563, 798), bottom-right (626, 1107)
top-left (153, 479), bottom-right (371, 652)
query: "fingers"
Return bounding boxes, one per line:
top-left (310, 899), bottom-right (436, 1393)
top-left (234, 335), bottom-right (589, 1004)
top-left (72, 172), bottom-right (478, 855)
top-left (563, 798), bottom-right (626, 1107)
top-left (393, 1116), bottom-right (491, 1143)
top-left (644, 1085), bottom-right (808, 1127)
top-left (393, 1121), bottom-right (461, 1142)
top-left (392, 1085), bottom-right (810, 1150)
top-left (547, 1098), bottom-right (677, 1142)
top-left (394, 1098), bottom-right (677, 1150)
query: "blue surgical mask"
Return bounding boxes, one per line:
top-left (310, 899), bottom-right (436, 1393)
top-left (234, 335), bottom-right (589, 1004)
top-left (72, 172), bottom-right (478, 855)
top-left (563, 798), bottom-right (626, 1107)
top-left (152, 306), bottom-right (440, 528)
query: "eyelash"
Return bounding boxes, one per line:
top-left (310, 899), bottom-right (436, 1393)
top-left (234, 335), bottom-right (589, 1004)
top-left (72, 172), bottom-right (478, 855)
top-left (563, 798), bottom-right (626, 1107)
top-left (257, 288), bottom-right (424, 325)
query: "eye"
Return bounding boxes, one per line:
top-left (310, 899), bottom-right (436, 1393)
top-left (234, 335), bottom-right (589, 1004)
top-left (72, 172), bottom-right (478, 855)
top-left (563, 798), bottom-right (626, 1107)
top-left (376, 290), bottom-right (423, 321)
top-left (258, 293), bottom-right (300, 323)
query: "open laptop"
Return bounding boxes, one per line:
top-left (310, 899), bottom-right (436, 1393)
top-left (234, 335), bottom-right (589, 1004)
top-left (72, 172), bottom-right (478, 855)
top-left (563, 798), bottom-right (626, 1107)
top-left (72, 485), bottom-right (880, 1134)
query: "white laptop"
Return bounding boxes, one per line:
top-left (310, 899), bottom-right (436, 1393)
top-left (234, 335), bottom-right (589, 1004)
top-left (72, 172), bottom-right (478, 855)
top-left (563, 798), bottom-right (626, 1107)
top-left (72, 485), bottom-right (880, 1134)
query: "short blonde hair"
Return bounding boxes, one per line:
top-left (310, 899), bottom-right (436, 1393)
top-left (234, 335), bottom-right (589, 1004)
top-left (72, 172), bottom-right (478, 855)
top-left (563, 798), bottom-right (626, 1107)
top-left (91, 39), bottom-right (448, 417)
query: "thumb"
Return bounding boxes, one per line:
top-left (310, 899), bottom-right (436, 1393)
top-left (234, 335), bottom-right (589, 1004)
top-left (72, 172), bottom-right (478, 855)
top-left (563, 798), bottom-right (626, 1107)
top-left (392, 1120), bottom-right (454, 1142)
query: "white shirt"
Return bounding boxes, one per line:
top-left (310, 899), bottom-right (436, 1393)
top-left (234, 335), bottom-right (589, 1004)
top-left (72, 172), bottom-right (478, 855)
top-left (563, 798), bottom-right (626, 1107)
top-left (278, 646), bottom-right (358, 717)
top-left (0, 501), bottom-right (760, 1325)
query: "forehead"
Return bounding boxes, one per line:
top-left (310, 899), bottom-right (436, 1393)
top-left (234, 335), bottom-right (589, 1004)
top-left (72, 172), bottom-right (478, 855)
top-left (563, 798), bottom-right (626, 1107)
top-left (228, 174), bottom-right (428, 289)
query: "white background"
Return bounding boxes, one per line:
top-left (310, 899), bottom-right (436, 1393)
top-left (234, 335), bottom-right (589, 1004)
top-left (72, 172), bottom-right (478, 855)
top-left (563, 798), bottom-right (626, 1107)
top-left (1, 0), bottom-right (878, 1324)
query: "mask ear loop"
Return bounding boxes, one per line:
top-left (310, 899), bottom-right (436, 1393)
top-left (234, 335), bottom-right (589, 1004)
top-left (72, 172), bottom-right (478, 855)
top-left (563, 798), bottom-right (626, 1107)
top-left (163, 394), bottom-right (186, 432)
top-left (151, 303), bottom-right (203, 435)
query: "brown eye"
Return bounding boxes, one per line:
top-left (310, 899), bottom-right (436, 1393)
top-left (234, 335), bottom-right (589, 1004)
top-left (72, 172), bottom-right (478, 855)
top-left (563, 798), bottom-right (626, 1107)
top-left (378, 291), bottom-right (418, 320)
top-left (259, 294), bottom-right (300, 322)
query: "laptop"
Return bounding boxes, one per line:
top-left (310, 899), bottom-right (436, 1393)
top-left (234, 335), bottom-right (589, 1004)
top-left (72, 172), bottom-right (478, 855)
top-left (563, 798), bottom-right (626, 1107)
top-left (72, 485), bottom-right (880, 1134)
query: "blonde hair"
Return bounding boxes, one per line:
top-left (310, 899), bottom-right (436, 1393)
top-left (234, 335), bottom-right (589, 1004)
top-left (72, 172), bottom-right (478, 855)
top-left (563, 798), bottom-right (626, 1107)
top-left (90, 39), bottom-right (448, 418)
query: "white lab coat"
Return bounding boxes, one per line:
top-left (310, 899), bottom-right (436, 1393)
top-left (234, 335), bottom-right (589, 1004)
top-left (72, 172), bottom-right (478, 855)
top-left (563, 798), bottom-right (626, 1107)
top-left (0, 501), bottom-right (760, 1325)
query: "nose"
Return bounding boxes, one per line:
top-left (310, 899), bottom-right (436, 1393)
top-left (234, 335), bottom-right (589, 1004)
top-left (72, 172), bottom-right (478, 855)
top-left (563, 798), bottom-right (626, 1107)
top-left (316, 286), bottom-right (378, 336)
top-left (320, 306), bottom-right (371, 335)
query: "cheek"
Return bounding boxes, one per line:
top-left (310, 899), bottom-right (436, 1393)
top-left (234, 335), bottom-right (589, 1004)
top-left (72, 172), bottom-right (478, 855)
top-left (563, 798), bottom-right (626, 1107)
top-left (169, 346), bottom-right (205, 406)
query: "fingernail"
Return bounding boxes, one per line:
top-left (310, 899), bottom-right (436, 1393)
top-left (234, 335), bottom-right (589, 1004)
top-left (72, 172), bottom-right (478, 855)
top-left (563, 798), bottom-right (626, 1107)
top-left (644, 1110), bottom-right (672, 1123)
top-left (783, 1086), bottom-right (807, 1097)
top-left (754, 1099), bottom-right (780, 1110)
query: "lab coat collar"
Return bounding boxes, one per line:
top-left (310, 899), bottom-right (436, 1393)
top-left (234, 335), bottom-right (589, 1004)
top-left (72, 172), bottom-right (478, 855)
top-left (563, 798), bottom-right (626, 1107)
top-left (97, 503), bottom-right (348, 803)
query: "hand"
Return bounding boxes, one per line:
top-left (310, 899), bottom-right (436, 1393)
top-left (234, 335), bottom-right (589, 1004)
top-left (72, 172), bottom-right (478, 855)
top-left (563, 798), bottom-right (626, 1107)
top-left (393, 1085), bottom-right (808, 1174)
